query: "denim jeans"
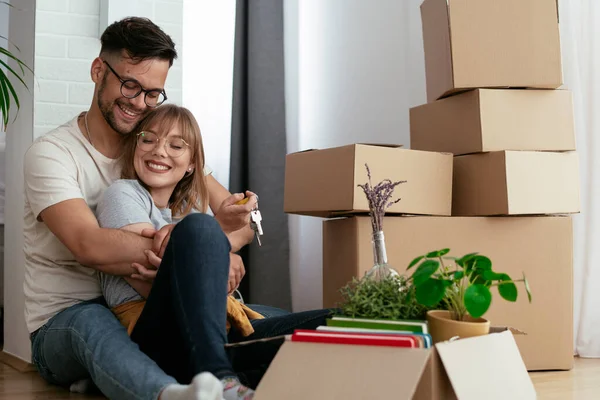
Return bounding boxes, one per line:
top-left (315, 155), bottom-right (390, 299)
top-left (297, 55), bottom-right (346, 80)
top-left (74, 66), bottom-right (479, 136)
top-left (30, 213), bottom-right (335, 399)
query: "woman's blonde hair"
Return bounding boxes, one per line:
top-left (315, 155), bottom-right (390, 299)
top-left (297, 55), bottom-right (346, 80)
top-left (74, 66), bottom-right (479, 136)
top-left (121, 104), bottom-right (209, 217)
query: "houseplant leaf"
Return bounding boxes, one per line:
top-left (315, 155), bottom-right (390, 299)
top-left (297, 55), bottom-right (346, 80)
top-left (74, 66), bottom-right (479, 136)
top-left (482, 270), bottom-right (505, 281)
top-left (407, 255), bottom-right (424, 270)
top-left (466, 255), bottom-right (492, 271)
top-left (426, 249), bottom-right (449, 258)
top-left (0, 72), bottom-right (11, 127)
top-left (498, 281), bottom-right (518, 302)
top-left (523, 272), bottom-right (532, 302)
top-left (464, 284), bottom-right (492, 318)
top-left (454, 271), bottom-right (464, 280)
top-left (412, 259), bottom-right (440, 285)
top-left (415, 278), bottom-right (447, 307)
top-left (0, 57), bottom-right (28, 91)
top-left (456, 252), bottom-right (478, 267)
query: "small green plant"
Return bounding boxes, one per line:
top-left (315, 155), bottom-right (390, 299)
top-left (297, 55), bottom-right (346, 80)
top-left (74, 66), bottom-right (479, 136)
top-left (337, 275), bottom-right (430, 320)
top-left (407, 249), bottom-right (532, 321)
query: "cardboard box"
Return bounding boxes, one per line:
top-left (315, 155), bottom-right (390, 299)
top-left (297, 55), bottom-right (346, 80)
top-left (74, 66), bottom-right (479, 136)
top-left (420, 0), bottom-right (562, 102)
top-left (322, 215), bottom-right (573, 371)
top-left (252, 330), bottom-right (535, 400)
top-left (284, 144), bottom-right (453, 217)
top-left (453, 151), bottom-right (580, 216)
top-left (410, 89), bottom-right (576, 155)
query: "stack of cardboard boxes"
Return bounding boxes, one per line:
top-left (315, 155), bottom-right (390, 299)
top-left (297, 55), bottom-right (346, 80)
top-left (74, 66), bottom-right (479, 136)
top-left (284, 0), bottom-right (578, 373)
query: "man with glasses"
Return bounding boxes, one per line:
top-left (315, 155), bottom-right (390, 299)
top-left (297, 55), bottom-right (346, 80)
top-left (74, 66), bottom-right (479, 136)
top-left (22, 17), bottom-right (332, 400)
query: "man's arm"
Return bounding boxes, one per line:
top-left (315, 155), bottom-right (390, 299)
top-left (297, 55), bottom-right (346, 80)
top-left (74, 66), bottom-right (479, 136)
top-left (24, 140), bottom-right (153, 275)
top-left (39, 199), bottom-right (153, 274)
top-left (206, 174), bottom-right (255, 252)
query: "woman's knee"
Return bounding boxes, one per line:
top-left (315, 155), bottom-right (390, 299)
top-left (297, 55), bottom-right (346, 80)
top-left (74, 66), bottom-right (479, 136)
top-left (171, 213), bottom-right (229, 245)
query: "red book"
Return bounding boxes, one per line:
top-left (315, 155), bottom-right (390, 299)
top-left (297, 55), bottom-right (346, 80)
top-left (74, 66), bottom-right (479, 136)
top-left (291, 329), bottom-right (418, 348)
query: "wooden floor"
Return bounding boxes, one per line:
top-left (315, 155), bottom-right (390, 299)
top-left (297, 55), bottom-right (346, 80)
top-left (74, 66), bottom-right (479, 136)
top-left (0, 357), bottom-right (598, 399)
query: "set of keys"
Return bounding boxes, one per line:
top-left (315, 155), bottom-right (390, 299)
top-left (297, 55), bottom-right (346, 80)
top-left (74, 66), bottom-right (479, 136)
top-left (236, 195), bottom-right (263, 247)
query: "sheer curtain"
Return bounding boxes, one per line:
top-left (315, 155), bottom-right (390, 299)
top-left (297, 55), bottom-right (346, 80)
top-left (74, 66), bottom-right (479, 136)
top-left (560, 0), bottom-right (600, 358)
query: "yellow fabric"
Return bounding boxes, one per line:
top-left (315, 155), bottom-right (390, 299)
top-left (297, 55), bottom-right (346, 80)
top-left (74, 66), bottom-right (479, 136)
top-left (112, 296), bottom-right (264, 337)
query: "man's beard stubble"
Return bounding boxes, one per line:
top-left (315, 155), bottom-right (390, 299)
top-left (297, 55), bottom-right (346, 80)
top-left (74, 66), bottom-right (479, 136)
top-left (96, 74), bottom-right (146, 136)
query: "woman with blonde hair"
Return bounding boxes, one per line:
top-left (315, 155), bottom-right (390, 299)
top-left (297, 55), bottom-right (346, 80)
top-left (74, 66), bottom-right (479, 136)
top-left (95, 104), bottom-right (332, 400)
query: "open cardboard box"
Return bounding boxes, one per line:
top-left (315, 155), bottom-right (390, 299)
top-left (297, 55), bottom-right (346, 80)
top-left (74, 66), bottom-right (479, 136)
top-left (420, 0), bottom-right (562, 102)
top-left (284, 143), bottom-right (452, 217)
top-left (232, 327), bottom-right (535, 400)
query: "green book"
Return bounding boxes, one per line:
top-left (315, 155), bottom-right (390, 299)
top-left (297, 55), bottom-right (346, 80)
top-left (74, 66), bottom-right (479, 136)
top-left (327, 316), bottom-right (428, 334)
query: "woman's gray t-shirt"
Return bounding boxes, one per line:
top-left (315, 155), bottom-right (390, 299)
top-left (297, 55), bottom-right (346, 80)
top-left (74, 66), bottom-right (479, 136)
top-left (95, 179), bottom-right (172, 308)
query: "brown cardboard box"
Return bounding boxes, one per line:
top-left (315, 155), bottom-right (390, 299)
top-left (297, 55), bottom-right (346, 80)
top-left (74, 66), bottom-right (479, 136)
top-left (410, 89), bottom-right (576, 155)
top-left (283, 144), bottom-right (453, 217)
top-left (420, 0), bottom-right (562, 102)
top-left (453, 151), bottom-right (580, 216)
top-left (252, 330), bottom-right (535, 399)
top-left (322, 215), bottom-right (573, 371)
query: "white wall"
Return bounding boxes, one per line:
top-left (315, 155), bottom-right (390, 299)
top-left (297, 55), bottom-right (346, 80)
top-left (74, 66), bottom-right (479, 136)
top-left (284, 0), bottom-right (427, 311)
top-left (4, 0), bottom-right (184, 362)
top-left (182, 0), bottom-right (236, 188)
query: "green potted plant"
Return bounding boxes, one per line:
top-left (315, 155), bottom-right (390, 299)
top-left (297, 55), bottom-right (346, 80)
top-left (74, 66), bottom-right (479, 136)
top-left (407, 249), bottom-right (532, 343)
top-left (1, 1), bottom-right (32, 131)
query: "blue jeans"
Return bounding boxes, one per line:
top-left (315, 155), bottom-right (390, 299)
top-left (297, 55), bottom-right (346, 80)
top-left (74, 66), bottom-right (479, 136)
top-left (31, 213), bottom-right (334, 399)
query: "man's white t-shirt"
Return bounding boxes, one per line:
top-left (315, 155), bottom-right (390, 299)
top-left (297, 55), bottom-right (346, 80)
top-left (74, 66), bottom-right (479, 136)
top-left (23, 115), bottom-right (121, 333)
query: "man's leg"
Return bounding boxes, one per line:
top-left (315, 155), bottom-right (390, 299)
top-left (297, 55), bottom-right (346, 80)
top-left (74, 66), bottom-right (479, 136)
top-left (131, 213), bottom-right (235, 384)
top-left (31, 298), bottom-right (177, 400)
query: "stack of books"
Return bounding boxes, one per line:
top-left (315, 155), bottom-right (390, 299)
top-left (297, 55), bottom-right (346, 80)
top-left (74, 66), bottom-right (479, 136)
top-left (291, 316), bottom-right (432, 349)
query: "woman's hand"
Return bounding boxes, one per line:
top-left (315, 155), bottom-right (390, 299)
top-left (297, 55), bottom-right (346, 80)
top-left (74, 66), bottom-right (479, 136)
top-left (131, 249), bottom-right (162, 282)
top-left (141, 224), bottom-right (175, 258)
top-left (214, 190), bottom-right (258, 234)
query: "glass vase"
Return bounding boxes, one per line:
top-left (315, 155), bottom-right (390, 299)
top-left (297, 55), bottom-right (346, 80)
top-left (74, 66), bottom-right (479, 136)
top-left (364, 230), bottom-right (399, 282)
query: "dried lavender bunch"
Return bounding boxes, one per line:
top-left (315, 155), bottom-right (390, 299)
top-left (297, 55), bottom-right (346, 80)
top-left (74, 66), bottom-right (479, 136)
top-left (357, 163), bottom-right (406, 232)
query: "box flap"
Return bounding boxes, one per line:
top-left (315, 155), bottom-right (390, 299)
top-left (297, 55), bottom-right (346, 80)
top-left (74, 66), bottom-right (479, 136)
top-left (255, 342), bottom-right (432, 400)
top-left (436, 331), bottom-right (536, 400)
top-left (489, 326), bottom-right (527, 335)
top-left (289, 143), bottom-right (403, 155)
top-left (355, 142), bottom-right (404, 148)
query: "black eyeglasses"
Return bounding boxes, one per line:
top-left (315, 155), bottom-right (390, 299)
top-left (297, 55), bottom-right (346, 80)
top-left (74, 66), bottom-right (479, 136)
top-left (103, 61), bottom-right (167, 108)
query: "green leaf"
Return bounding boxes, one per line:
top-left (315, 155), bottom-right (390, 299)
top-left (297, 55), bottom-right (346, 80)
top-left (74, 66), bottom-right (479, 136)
top-left (464, 284), bottom-right (492, 318)
top-left (415, 278), bottom-right (447, 307)
top-left (0, 69), bottom-right (17, 127)
top-left (523, 272), bottom-right (532, 303)
top-left (482, 270), bottom-right (504, 281)
top-left (426, 249), bottom-right (450, 258)
top-left (407, 255), bottom-right (424, 270)
top-left (412, 260), bottom-right (440, 285)
top-left (498, 281), bottom-right (518, 302)
top-left (471, 255), bottom-right (492, 271)
top-left (456, 252), bottom-right (478, 267)
top-left (454, 271), bottom-right (464, 280)
top-left (0, 73), bottom-right (10, 128)
top-left (0, 58), bottom-right (28, 91)
top-left (0, 67), bottom-right (20, 110)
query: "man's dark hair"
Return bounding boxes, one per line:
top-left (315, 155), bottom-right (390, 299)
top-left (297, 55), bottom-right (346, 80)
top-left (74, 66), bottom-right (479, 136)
top-left (100, 17), bottom-right (177, 67)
